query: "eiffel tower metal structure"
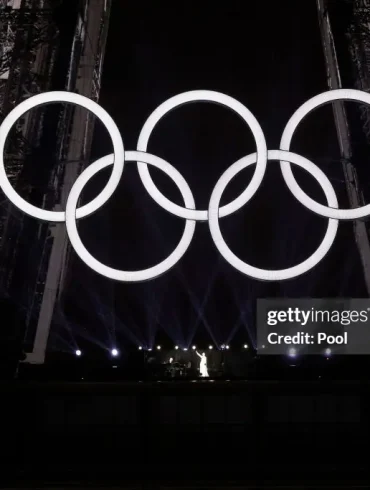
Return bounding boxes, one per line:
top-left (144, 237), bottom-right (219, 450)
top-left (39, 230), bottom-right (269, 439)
top-left (0, 0), bottom-right (112, 363)
top-left (317, 0), bottom-right (370, 296)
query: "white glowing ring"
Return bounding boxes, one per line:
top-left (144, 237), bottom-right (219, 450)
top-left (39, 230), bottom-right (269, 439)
top-left (280, 89), bottom-right (370, 220)
top-left (137, 90), bottom-right (267, 221)
top-left (0, 91), bottom-right (124, 222)
top-left (208, 150), bottom-right (339, 281)
top-left (65, 151), bottom-right (196, 282)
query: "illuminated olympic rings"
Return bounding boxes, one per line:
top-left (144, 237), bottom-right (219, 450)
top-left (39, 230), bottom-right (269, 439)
top-left (0, 89), bottom-right (368, 282)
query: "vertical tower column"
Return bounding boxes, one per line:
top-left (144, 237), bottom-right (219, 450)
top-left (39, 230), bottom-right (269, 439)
top-left (25, 0), bottom-right (112, 364)
top-left (317, 0), bottom-right (370, 296)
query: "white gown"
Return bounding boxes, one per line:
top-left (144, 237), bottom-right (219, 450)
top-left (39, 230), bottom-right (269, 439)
top-left (199, 355), bottom-right (209, 377)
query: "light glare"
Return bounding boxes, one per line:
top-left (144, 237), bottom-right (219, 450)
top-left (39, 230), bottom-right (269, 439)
top-left (288, 348), bottom-right (297, 357)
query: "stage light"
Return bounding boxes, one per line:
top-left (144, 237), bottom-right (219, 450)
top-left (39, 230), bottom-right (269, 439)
top-left (138, 346), bottom-right (142, 350)
top-left (157, 345), bottom-right (161, 350)
top-left (208, 345), bottom-right (213, 350)
top-left (75, 349), bottom-right (81, 356)
top-left (226, 345), bottom-right (230, 350)
top-left (175, 345), bottom-right (179, 350)
top-left (148, 348), bottom-right (152, 351)
top-left (325, 348), bottom-right (331, 356)
top-left (111, 348), bottom-right (119, 357)
top-left (192, 345), bottom-right (196, 350)
top-left (288, 348), bottom-right (297, 357)
top-left (220, 344), bottom-right (225, 350)
top-left (183, 348), bottom-right (188, 351)
top-left (243, 344), bottom-right (248, 349)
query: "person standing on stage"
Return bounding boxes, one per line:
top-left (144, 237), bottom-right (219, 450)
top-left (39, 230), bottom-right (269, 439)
top-left (195, 350), bottom-right (209, 377)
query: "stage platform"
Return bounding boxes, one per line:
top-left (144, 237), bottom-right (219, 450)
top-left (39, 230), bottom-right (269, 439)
top-left (1, 379), bottom-right (370, 486)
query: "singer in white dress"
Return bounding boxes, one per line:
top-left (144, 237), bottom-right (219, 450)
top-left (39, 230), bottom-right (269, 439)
top-left (196, 350), bottom-right (209, 377)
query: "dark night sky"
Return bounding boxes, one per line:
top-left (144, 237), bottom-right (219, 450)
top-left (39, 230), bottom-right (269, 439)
top-left (54, 0), bottom-right (367, 355)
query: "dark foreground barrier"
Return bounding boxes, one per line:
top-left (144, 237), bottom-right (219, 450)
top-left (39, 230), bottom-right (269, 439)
top-left (0, 380), bottom-right (369, 487)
